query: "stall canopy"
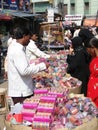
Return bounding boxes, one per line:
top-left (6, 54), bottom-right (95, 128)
top-left (8, 11), bottom-right (41, 18)
top-left (83, 18), bottom-right (98, 26)
top-left (0, 14), bottom-right (12, 21)
top-left (83, 15), bottom-right (98, 27)
top-left (0, 10), bottom-right (41, 21)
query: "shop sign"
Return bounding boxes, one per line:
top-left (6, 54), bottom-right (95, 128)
top-left (64, 14), bottom-right (83, 26)
top-left (30, 0), bottom-right (49, 3)
top-left (0, 0), bottom-right (17, 10)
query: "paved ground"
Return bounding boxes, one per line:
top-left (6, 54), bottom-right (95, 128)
top-left (0, 74), bottom-right (8, 130)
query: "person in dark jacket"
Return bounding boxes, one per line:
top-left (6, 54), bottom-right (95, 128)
top-left (67, 36), bottom-right (91, 96)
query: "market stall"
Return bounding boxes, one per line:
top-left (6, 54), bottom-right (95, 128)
top-left (4, 49), bottom-right (98, 130)
top-left (39, 21), bottom-right (65, 51)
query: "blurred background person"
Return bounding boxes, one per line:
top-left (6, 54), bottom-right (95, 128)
top-left (26, 32), bottom-right (50, 63)
top-left (87, 37), bottom-right (98, 108)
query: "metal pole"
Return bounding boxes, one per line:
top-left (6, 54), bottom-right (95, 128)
top-left (95, 10), bottom-right (98, 26)
top-left (33, 2), bottom-right (35, 13)
top-left (1, 0), bottom-right (3, 10)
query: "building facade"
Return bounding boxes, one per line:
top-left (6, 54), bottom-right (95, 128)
top-left (66, 0), bottom-right (97, 16)
top-left (30, 0), bottom-right (98, 16)
top-left (60, 0), bottom-right (98, 16)
top-left (0, 0), bottom-right (97, 16)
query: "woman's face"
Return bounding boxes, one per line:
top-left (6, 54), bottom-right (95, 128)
top-left (87, 47), bottom-right (96, 57)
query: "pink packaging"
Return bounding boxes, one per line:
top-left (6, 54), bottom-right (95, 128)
top-left (34, 89), bottom-right (48, 94)
top-left (23, 116), bottom-right (33, 122)
top-left (48, 91), bottom-right (64, 98)
top-left (37, 106), bottom-right (54, 113)
top-left (22, 109), bottom-right (36, 117)
top-left (23, 103), bottom-right (38, 109)
top-left (40, 95), bottom-right (57, 103)
top-left (32, 121), bottom-right (50, 130)
top-left (33, 115), bottom-right (51, 122)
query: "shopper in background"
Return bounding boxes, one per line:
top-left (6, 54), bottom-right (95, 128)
top-left (7, 27), bottom-right (49, 104)
top-left (87, 37), bottom-right (98, 108)
top-left (26, 32), bottom-right (50, 63)
top-left (73, 26), bottom-right (81, 38)
top-left (79, 27), bottom-right (94, 48)
top-left (67, 36), bottom-right (90, 96)
top-left (64, 29), bottom-right (72, 49)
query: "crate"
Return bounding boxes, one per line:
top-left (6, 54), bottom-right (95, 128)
top-left (0, 88), bottom-right (8, 114)
top-left (69, 86), bottom-right (82, 94)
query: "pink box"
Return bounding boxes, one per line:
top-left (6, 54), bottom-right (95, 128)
top-left (23, 103), bottom-right (38, 109)
top-left (22, 109), bottom-right (36, 117)
top-left (48, 91), bottom-right (64, 98)
top-left (40, 96), bottom-right (57, 103)
top-left (33, 116), bottom-right (51, 123)
top-left (37, 106), bottom-right (54, 113)
top-left (34, 89), bottom-right (48, 94)
top-left (23, 116), bottom-right (34, 122)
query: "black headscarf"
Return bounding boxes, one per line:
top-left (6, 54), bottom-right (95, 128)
top-left (79, 28), bottom-right (94, 47)
top-left (71, 36), bottom-right (91, 63)
top-left (71, 36), bottom-right (83, 51)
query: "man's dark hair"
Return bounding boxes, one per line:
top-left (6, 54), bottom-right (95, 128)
top-left (13, 27), bottom-right (31, 39)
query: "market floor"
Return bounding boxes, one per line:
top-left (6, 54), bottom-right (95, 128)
top-left (0, 78), bottom-right (8, 130)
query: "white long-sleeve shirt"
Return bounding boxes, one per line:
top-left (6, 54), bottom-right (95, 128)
top-left (7, 41), bottom-right (46, 97)
top-left (26, 40), bottom-right (50, 62)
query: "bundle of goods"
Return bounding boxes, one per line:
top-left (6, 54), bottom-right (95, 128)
top-left (5, 90), bottom-right (98, 130)
top-left (51, 94), bottom-right (98, 129)
top-left (32, 74), bottom-right (54, 89)
top-left (31, 50), bottom-right (82, 91)
top-left (22, 89), bottom-right (68, 130)
top-left (32, 71), bottom-right (82, 94)
top-left (22, 97), bottom-right (40, 123)
top-left (58, 76), bottom-right (82, 94)
top-left (23, 93), bottom-right (98, 130)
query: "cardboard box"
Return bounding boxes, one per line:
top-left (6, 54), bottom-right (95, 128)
top-left (0, 88), bottom-right (8, 114)
top-left (69, 86), bottom-right (81, 94)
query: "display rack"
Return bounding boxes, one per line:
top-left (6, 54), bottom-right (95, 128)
top-left (40, 21), bottom-right (65, 51)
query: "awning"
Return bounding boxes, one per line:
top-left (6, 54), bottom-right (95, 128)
top-left (30, 0), bottom-right (49, 3)
top-left (83, 19), bottom-right (98, 26)
top-left (8, 11), bottom-right (41, 18)
top-left (0, 14), bottom-right (12, 21)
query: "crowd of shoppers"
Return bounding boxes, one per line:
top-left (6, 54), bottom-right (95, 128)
top-left (65, 25), bottom-right (98, 107)
top-left (3, 25), bottom-right (98, 108)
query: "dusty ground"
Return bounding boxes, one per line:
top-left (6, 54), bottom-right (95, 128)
top-left (0, 81), bottom-right (8, 130)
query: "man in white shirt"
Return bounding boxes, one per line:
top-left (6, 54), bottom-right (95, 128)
top-left (7, 27), bottom-right (48, 104)
top-left (26, 33), bottom-right (50, 63)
